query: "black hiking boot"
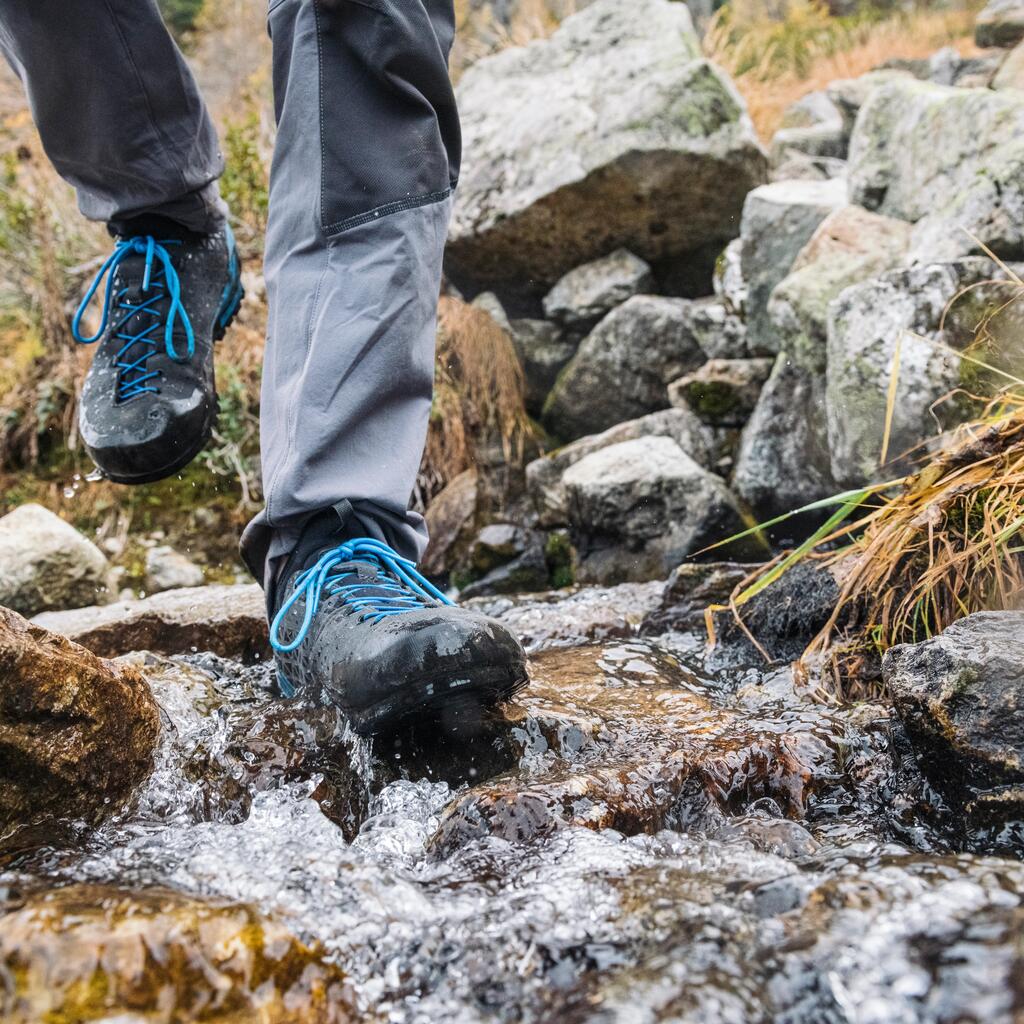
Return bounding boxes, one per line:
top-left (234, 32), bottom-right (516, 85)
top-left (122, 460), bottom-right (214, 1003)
top-left (269, 532), bottom-right (529, 737)
top-left (73, 220), bottom-right (243, 485)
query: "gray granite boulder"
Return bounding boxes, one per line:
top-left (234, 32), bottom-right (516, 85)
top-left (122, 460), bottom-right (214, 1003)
top-left (825, 259), bottom-right (1019, 487)
top-left (884, 612), bottom-right (1024, 811)
top-left (542, 295), bottom-right (706, 441)
top-left (993, 39), bottom-right (1024, 89)
top-left (848, 79), bottom-right (1024, 262)
top-left (740, 178), bottom-right (847, 353)
top-left (527, 407), bottom-right (714, 528)
top-left (508, 319), bottom-right (578, 415)
top-left (447, 0), bottom-right (766, 293)
top-left (975, 0), bottom-right (1024, 48)
top-left (713, 238), bottom-right (746, 319)
top-left (0, 504), bottom-right (112, 616)
top-left (769, 90), bottom-right (846, 167)
top-left (562, 435), bottom-right (748, 583)
top-left (145, 545), bottom-right (205, 594)
top-left (767, 205), bottom-right (912, 374)
top-left (542, 249), bottom-right (654, 333)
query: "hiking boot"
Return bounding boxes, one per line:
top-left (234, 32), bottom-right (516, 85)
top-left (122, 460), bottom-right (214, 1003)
top-left (73, 221), bottom-right (243, 484)
top-left (269, 536), bottom-right (529, 736)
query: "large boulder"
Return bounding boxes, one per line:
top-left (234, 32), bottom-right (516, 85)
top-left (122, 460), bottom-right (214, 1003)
top-left (542, 295), bottom-right (706, 441)
top-left (32, 583), bottom-right (269, 662)
top-left (0, 504), bottom-right (112, 616)
top-left (825, 259), bottom-right (1022, 487)
top-left (0, 884), bottom-right (354, 1023)
top-left (825, 70), bottom-right (913, 138)
top-left (732, 353), bottom-right (837, 522)
top-left (527, 407), bottom-right (713, 528)
top-left (0, 607), bottom-right (159, 840)
top-left (740, 179), bottom-right (847, 353)
top-left (975, 0), bottom-right (1024, 48)
top-left (542, 249), bottom-right (654, 333)
top-left (848, 79), bottom-right (1024, 262)
top-left (562, 435), bottom-right (748, 583)
top-left (447, 0), bottom-right (766, 295)
top-left (884, 612), bottom-right (1024, 814)
top-left (767, 205), bottom-right (912, 374)
top-left (769, 90), bottom-right (846, 167)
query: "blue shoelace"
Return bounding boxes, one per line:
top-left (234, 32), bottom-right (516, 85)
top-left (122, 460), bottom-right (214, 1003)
top-left (269, 538), bottom-right (455, 654)
top-left (72, 236), bottom-right (195, 401)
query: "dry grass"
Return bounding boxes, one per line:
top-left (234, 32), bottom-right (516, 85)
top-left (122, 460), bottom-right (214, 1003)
top-left (706, 1), bottom-right (981, 139)
top-left (416, 296), bottom-right (534, 509)
top-left (718, 267), bottom-right (1024, 701)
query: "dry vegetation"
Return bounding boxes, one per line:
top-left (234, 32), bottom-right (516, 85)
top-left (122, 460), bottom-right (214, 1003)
top-left (706, 0), bottom-right (981, 139)
top-left (719, 266), bottom-right (1024, 700)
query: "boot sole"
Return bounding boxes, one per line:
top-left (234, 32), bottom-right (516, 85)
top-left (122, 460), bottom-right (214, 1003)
top-left (345, 662), bottom-right (530, 738)
top-left (94, 267), bottom-right (245, 486)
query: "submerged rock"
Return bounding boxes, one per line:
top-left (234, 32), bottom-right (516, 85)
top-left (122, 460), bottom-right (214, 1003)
top-left (32, 583), bottom-right (269, 662)
top-left (542, 249), bottom-right (654, 333)
top-left (884, 612), bottom-right (1024, 803)
top-left (0, 504), bottom-right (112, 616)
top-left (542, 295), bottom-right (706, 441)
top-left (447, 0), bottom-right (766, 294)
top-left (563, 435), bottom-right (749, 583)
top-left (848, 79), bottom-right (1024, 262)
top-left (0, 608), bottom-right (159, 842)
top-left (0, 883), bottom-right (354, 1023)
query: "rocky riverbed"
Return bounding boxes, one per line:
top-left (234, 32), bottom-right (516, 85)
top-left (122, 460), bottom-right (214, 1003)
top-left (2, 575), bottom-right (1023, 1023)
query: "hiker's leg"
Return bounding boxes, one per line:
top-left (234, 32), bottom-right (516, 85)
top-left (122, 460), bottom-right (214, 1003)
top-left (241, 0), bottom-right (461, 586)
top-left (0, 0), bottom-right (225, 233)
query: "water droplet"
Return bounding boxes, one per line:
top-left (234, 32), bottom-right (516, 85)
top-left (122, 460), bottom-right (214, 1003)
top-left (63, 487), bottom-right (75, 499)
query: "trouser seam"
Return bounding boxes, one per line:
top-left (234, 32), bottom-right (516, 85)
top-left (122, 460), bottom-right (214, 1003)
top-left (323, 185), bottom-right (455, 237)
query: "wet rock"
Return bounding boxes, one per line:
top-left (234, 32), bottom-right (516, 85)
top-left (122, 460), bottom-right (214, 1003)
top-left (527, 407), bottom-right (714, 528)
top-left (0, 884), bottom-right (354, 1023)
top-left (993, 39), bottom-right (1024, 88)
top-left (542, 295), bottom-right (706, 441)
top-left (848, 78), bottom-right (1024, 262)
top-left (641, 561), bottom-right (763, 634)
top-left (976, 0), bottom-right (1024, 47)
top-left (563, 435), bottom-right (749, 584)
top-left (826, 259), bottom-right (1021, 487)
top-left (460, 526), bottom-right (551, 598)
top-left (32, 583), bottom-right (269, 663)
top-left (467, 581), bottom-right (664, 652)
top-left (668, 357), bottom-right (774, 427)
top-left (884, 612), bottom-right (1024, 803)
top-left (447, 0), bottom-right (766, 294)
top-left (0, 607), bottom-right (159, 841)
top-left (0, 504), bottom-right (112, 616)
top-left (708, 560), bottom-right (842, 669)
top-left (422, 469), bottom-right (479, 577)
top-left (507, 318), bottom-right (577, 414)
top-left (430, 639), bottom-right (847, 851)
top-left (740, 178), bottom-right (847, 353)
top-left (769, 90), bottom-right (846, 167)
top-left (713, 238), bottom-right (747, 318)
top-left (144, 545), bottom-right (205, 594)
top-left (767, 205), bottom-right (912, 375)
top-left (732, 353), bottom-right (838, 523)
top-left (542, 249), bottom-right (654, 333)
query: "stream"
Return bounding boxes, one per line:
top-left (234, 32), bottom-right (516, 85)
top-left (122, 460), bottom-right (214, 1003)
top-left (2, 587), bottom-right (1023, 1023)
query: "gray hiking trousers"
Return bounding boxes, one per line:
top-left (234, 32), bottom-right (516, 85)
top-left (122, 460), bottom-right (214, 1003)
top-left (0, 0), bottom-right (460, 586)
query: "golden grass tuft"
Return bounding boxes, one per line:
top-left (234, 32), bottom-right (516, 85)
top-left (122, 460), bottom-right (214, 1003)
top-left (416, 296), bottom-right (534, 510)
top-left (705, 1), bottom-right (981, 140)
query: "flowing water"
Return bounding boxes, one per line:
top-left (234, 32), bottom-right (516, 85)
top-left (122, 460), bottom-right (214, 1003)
top-left (3, 588), bottom-right (1023, 1023)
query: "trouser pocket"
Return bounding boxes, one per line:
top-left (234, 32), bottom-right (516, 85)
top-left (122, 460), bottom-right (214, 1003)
top-left (310, 0), bottom-right (460, 236)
